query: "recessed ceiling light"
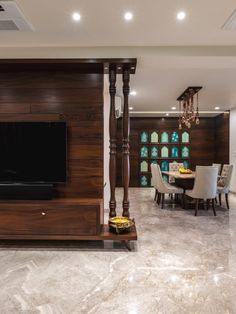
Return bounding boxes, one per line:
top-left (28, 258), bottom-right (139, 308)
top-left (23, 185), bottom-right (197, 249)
top-left (215, 106), bottom-right (220, 110)
top-left (72, 12), bottom-right (81, 22)
top-left (124, 12), bottom-right (133, 21)
top-left (166, 113), bottom-right (169, 116)
top-left (177, 11), bottom-right (186, 21)
top-left (129, 107), bottom-right (134, 110)
top-left (130, 90), bottom-right (137, 96)
top-left (171, 106), bottom-right (176, 110)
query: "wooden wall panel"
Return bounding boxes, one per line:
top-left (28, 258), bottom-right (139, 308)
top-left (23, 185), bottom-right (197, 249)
top-left (0, 71), bottom-right (104, 198)
top-left (0, 73), bottom-right (103, 89)
top-left (0, 88), bottom-right (102, 103)
top-left (215, 112), bottom-right (230, 164)
top-left (117, 115), bottom-right (229, 187)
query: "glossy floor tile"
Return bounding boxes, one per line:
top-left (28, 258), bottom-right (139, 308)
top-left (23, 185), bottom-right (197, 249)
top-left (0, 188), bottom-right (236, 314)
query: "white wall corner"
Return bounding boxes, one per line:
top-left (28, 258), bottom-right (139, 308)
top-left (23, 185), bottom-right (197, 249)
top-left (230, 109), bottom-right (236, 193)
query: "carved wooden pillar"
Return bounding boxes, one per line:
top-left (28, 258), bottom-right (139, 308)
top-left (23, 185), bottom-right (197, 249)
top-left (109, 66), bottom-right (117, 218)
top-left (122, 68), bottom-right (130, 217)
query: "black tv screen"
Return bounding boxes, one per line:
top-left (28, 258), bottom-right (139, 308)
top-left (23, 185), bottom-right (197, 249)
top-left (0, 122), bottom-right (67, 183)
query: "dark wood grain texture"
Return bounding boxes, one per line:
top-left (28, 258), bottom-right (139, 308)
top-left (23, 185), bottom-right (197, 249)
top-left (0, 199), bottom-right (102, 236)
top-left (215, 112), bottom-right (230, 165)
top-left (0, 70), bottom-right (104, 199)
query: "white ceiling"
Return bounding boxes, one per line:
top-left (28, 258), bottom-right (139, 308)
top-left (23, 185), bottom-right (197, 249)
top-left (0, 0), bottom-right (236, 46)
top-left (1, 0), bottom-right (236, 115)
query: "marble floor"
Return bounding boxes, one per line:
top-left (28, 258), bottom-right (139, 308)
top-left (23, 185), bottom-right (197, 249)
top-left (0, 188), bottom-right (236, 314)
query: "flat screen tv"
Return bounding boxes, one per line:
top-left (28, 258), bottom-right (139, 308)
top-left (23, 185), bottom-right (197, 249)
top-left (0, 122), bottom-right (67, 183)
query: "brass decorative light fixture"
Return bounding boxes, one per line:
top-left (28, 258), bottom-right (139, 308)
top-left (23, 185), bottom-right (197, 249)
top-left (177, 86), bottom-right (202, 129)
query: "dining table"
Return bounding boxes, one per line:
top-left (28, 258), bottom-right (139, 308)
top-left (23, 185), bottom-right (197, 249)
top-left (162, 170), bottom-right (196, 191)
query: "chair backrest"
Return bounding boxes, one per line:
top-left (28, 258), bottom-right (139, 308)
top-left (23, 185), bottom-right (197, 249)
top-left (169, 162), bottom-right (184, 172)
top-left (191, 166), bottom-right (218, 199)
top-left (218, 164), bottom-right (234, 192)
top-left (151, 163), bottom-right (158, 189)
top-left (153, 164), bottom-right (168, 193)
top-left (212, 163), bottom-right (222, 175)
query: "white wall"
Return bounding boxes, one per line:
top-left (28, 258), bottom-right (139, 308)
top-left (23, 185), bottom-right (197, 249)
top-left (230, 109), bottom-right (236, 193)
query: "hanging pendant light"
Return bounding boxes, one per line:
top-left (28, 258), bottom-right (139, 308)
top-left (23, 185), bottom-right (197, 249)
top-left (177, 86), bottom-right (202, 130)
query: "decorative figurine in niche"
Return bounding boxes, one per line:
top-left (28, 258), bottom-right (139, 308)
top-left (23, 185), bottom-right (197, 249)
top-left (140, 146), bottom-right (148, 158)
top-left (161, 161), bottom-right (169, 172)
top-left (171, 131), bottom-right (179, 143)
top-left (140, 175), bottom-right (148, 187)
top-left (182, 146), bottom-right (189, 158)
top-left (151, 131), bottom-right (158, 143)
top-left (140, 131), bottom-right (148, 143)
top-left (172, 146), bottom-right (179, 158)
top-left (151, 146), bottom-right (158, 158)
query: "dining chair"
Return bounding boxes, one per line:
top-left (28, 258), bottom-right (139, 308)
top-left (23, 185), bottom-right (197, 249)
top-left (154, 164), bottom-right (184, 209)
top-left (151, 163), bottom-right (159, 203)
top-left (169, 162), bottom-right (184, 183)
top-left (185, 166), bottom-right (218, 216)
top-left (217, 164), bottom-right (233, 209)
top-left (212, 163), bottom-right (222, 175)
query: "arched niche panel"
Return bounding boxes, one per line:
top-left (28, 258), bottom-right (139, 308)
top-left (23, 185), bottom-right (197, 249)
top-left (171, 146), bottom-right (179, 158)
top-left (151, 131), bottom-right (158, 143)
top-left (140, 131), bottom-right (148, 143)
top-left (182, 146), bottom-right (190, 158)
top-left (171, 131), bottom-right (179, 143)
top-left (161, 146), bottom-right (169, 158)
top-left (183, 160), bottom-right (190, 169)
top-left (151, 146), bottom-right (158, 158)
top-left (140, 160), bottom-right (148, 172)
top-left (140, 146), bottom-right (148, 158)
top-left (161, 132), bottom-right (169, 143)
top-left (140, 175), bottom-right (148, 187)
top-left (161, 161), bottom-right (169, 172)
top-left (182, 131), bottom-right (189, 143)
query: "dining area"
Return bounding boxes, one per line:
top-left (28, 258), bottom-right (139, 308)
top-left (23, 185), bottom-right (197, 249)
top-left (151, 162), bottom-right (234, 216)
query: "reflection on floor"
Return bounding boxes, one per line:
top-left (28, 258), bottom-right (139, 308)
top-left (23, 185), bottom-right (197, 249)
top-left (0, 188), bottom-right (236, 313)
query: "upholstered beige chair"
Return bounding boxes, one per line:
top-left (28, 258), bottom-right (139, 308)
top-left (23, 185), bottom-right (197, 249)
top-left (212, 163), bottom-right (222, 176)
top-left (169, 162), bottom-right (184, 183)
top-left (154, 164), bottom-right (184, 209)
top-left (217, 164), bottom-right (233, 209)
top-left (186, 166), bottom-right (218, 216)
top-left (151, 163), bottom-right (159, 203)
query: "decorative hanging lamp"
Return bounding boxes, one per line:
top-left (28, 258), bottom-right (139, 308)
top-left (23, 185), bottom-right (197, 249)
top-left (177, 86), bottom-right (202, 129)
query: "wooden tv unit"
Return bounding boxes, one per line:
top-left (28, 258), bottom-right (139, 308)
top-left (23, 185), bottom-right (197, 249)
top-left (0, 198), bottom-right (137, 245)
top-left (0, 58), bottom-right (138, 247)
top-left (0, 198), bottom-right (103, 240)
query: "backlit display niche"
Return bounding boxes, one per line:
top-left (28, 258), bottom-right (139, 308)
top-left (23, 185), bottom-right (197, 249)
top-left (139, 130), bottom-right (190, 187)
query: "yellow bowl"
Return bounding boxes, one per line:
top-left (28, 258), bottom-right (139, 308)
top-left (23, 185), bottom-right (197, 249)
top-left (109, 216), bottom-right (135, 234)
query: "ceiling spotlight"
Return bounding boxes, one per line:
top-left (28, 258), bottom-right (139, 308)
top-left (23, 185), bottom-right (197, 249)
top-left (215, 106), bottom-right (220, 110)
top-left (166, 113), bottom-right (169, 116)
top-left (129, 107), bottom-right (134, 110)
top-left (171, 106), bottom-right (176, 110)
top-left (130, 90), bottom-right (137, 96)
top-left (124, 12), bottom-right (133, 21)
top-left (72, 12), bottom-right (81, 21)
top-left (177, 11), bottom-right (186, 21)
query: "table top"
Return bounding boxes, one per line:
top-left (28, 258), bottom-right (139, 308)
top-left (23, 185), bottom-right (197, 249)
top-left (162, 171), bottom-right (196, 179)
